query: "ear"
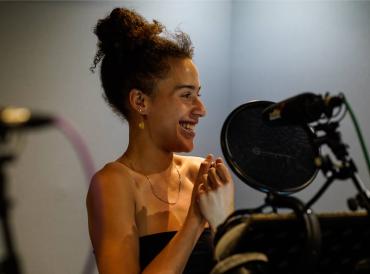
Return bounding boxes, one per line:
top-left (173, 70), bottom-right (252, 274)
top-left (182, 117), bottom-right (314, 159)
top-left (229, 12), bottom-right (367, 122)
top-left (128, 89), bottom-right (151, 115)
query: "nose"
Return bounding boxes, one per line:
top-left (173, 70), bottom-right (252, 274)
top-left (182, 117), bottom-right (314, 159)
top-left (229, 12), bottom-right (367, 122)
top-left (193, 96), bottom-right (207, 118)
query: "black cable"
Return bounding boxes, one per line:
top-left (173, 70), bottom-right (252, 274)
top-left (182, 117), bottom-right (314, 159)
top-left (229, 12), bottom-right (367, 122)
top-left (343, 94), bottom-right (370, 179)
top-left (305, 175), bottom-right (335, 210)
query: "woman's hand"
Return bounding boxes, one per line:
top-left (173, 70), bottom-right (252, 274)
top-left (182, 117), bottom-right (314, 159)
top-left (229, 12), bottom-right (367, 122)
top-left (198, 157), bottom-right (235, 232)
top-left (186, 155), bottom-right (213, 225)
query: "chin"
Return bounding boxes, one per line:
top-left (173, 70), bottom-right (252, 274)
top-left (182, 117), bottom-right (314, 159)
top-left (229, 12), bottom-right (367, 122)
top-left (181, 145), bottom-right (194, 153)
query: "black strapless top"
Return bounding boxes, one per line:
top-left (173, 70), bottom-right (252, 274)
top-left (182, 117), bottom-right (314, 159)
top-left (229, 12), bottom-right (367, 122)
top-left (139, 228), bottom-right (215, 274)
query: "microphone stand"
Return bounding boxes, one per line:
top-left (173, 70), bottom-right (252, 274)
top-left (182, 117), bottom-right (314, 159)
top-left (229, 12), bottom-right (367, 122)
top-left (305, 121), bottom-right (370, 216)
top-left (0, 133), bottom-right (22, 274)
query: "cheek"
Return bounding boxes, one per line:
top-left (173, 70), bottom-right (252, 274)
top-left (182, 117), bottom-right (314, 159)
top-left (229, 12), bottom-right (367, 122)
top-left (148, 107), bottom-right (179, 133)
top-left (155, 101), bottom-right (185, 121)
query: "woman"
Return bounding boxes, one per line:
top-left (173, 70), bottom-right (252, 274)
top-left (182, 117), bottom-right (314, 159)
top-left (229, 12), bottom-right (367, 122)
top-left (87, 8), bottom-right (234, 274)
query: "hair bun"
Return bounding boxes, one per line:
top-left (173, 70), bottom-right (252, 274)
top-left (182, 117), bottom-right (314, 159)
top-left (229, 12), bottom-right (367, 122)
top-left (94, 8), bottom-right (163, 56)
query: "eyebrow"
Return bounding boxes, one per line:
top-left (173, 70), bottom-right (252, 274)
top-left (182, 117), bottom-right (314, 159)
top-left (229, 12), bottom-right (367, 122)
top-left (173, 84), bottom-right (202, 92)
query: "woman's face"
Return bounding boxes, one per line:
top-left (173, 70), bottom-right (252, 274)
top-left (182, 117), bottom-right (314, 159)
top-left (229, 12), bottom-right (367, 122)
top-left (146, 58), bottom-right (206, 152)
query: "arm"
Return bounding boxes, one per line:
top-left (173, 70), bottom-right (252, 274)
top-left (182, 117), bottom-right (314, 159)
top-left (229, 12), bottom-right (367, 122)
top-left (86, 158), bottom-right (212, 274)
top-left (87, 165), bottom-right (140, 274)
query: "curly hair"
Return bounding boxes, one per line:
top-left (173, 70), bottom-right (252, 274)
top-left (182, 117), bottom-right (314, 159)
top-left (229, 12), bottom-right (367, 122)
top-left (91, 8), bottom-right (194, 120)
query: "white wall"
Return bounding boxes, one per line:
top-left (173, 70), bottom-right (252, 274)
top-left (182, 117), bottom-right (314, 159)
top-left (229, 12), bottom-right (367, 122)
top-left (0, 1), bottom-right (231, 273)
top-left (0, 1), bottom-right (370, 273)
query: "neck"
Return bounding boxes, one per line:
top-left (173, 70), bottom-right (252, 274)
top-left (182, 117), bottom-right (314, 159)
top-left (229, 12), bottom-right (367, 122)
top-left (122, 125), bottom-right (175, 175)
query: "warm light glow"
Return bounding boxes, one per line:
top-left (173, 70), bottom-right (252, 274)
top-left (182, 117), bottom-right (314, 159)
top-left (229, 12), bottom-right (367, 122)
top-left (1, 106), bottom-right (31, 125)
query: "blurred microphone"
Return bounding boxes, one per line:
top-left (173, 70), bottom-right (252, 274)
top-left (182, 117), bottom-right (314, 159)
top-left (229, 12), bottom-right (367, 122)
top-left (0, 106), bottom-right (55, 131)
top-left (262, 92), bottom-right (344, 124)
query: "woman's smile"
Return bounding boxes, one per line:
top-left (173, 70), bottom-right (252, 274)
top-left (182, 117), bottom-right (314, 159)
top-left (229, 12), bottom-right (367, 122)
top-left (179, 120), bottom-right (197, 138)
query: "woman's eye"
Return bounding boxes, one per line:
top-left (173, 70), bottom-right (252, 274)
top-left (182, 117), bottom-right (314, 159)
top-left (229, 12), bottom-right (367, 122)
top-left (181, 90), bottom-right (201, 100)
top-left (182, 93), bottom-right (192, 99)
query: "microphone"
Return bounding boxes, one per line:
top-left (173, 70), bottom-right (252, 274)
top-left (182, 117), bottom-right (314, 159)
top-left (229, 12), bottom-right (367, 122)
top-left (262, 92), bottom-right (344, 124)
top-left (0, 106), bottom-right (55, 131)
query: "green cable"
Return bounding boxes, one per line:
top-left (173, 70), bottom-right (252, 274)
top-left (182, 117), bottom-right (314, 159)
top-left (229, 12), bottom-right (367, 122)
top-left (343, 94), bottom-right (370, 178)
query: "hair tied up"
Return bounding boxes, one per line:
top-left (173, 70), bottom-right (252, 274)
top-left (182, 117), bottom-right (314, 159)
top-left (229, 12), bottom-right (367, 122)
top-left (90, 8), bottom-right (165, 72)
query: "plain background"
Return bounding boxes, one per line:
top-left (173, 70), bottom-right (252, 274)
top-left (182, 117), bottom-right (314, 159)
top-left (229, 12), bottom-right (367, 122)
top-left (0, 1), bottom-right (369, 273)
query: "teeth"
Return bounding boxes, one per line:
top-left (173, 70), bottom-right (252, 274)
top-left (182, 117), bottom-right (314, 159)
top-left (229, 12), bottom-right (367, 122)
top-left (180, 122), bottom-right (195, 132)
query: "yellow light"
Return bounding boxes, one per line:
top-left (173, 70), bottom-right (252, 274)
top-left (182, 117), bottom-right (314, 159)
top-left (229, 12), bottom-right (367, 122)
top-left (1, 107), bottom-right (31, 125)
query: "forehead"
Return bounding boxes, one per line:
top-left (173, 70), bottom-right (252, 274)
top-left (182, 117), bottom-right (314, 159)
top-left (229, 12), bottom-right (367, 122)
top-left (168, 58), bottom-right (198, 78)
top-left (155, 58), bottom-right (200, 92)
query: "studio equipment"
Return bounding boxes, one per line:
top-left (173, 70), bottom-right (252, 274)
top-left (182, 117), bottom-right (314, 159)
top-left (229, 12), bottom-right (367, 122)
top-left (0, 106), bottom-right (96, 274)
top-left (0, 106), bottom-right (55, 274)
top-left (213, 93), bottom-right (370, 274)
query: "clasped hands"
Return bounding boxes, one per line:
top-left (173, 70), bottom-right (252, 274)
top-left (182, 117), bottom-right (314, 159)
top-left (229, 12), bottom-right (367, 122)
top-left (196, 154), bottom-right (235, 232)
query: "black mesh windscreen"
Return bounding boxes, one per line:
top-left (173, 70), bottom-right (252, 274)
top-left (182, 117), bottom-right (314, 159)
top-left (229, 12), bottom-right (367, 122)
top-left (221, 101), bottom-right (319, 194)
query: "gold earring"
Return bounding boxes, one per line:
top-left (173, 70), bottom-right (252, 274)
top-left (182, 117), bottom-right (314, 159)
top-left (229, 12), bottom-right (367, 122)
top-left (138, 121), bottom-right (145, 129)
top-left (138, 107), bottom-right (144, 129)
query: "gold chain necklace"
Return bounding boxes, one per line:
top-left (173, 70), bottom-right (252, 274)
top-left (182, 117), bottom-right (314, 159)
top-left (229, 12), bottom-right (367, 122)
top-left (143, 165), bottom-right (182, 205)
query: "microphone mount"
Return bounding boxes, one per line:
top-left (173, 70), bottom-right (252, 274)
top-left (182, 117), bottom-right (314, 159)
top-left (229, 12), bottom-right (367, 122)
top-left (306, 118), bottom-right (370, 215)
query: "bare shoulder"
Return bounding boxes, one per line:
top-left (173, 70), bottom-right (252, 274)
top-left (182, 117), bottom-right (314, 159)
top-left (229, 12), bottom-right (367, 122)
top-left (174, 154), bottom-right (205, 181)
top-left (88, 162), bottom-right (134, 197)
top-left (86, 161), bottom-right (136, 219)
top-left (86, 161), bottom-right (138, 241)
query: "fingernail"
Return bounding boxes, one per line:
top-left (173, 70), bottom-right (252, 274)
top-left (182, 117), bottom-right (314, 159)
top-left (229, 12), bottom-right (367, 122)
top-left (206, 154), bottom-right (213, 160)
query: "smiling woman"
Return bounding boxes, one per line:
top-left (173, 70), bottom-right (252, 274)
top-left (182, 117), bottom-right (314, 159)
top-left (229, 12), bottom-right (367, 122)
top-left (87, 7), bottom-right (234, 274)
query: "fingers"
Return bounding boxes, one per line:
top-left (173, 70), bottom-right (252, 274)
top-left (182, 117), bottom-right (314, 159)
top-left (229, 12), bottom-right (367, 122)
top-left (197, 155), bottom-right (233, 197)
top-left (198, 174), bottom-right (209, 194)
top-left (215, 158), bottom-right (223, 164)
top-left (195, 154), bottom-right (213, 187)
top-left (207, 167), bottom-right (222, 189)
top-left (198, 156), bottom-right (232, 192)
top-left (214, 158), bottom-right (232, 184)
top-left (194, 154), bottom-right (213, 200)
top-left (206, 158), bottom-right (232, 186)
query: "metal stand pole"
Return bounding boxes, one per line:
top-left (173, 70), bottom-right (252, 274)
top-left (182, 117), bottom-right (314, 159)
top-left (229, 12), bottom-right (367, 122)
top-left (0, 155), bottom-right (22, 274)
